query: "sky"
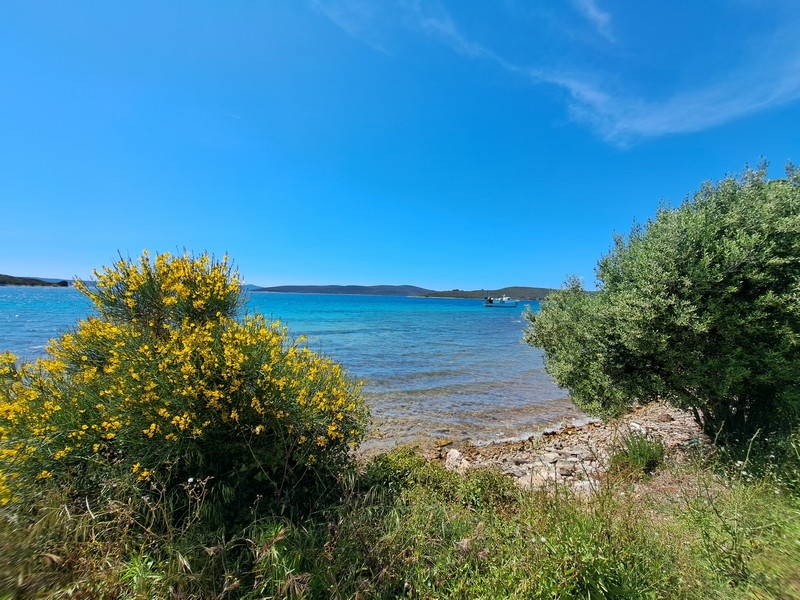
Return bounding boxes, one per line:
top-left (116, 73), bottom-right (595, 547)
top-left (2, 1), bottom-right (799, 291)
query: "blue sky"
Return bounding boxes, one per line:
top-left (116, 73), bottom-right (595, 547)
top-left (2, 1), bottom-right (799, 290)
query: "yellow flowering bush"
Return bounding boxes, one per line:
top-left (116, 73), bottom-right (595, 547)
top-left (0, 251), bottom-right (368, 524)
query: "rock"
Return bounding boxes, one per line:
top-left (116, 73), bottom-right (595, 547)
top-left (503, 464), bottom-right (529, 478)
top-left (444, 448), bottom-right (461, 466)
top-left (445, 448), bottom-right (469, 474)
top-left (564, 447), bottom-right (595, 461)
top-left (426, 402), bottom-right (708, 496)
top-left (556, 460), bottom-right (577, 477)
top-left (517, 469), bottom-right (551, 489)
top-left (629, 422), bottom-right (647, 435)
top-left (540, 452), bottom-right (561, 464)
top-left (572, 479), bottom-right (599, 497)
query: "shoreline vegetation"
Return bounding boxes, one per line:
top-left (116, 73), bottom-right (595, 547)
top-left (2, 246), bottom-right (800, 598)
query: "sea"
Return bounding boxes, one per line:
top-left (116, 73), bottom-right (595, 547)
top-left (0, 286), bottom-right (585, 450)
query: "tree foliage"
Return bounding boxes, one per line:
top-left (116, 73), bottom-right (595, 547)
top-left (526, 165), bottom-right (800, 438)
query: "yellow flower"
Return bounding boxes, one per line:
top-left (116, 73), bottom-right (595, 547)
top-left (53, 447), bottom-right (72, 460)
top-left (0, 250), bottom-right (367, 504)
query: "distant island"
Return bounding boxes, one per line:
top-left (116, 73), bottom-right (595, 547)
top-left (253, 285), bottom-right (553, 300)
top-left (0, 274), bottom-right (69, 287)
top-left (2, 274), bottom-right (553, 299)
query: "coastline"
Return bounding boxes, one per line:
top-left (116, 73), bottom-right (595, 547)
top-left (419, 402), bottom-right (708, 493)
top-left (360, 394), bottom-right (587, 456)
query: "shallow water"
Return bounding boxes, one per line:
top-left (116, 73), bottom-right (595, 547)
top-left (0, 286), bottom-right (585, 447)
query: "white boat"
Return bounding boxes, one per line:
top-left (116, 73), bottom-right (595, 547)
top-left (484, 294), bottom-right (518, 307)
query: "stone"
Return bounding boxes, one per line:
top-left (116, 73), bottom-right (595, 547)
top-left (556, 460), bottom-right (576, 476)
top-left (540, 452), bottom-right (561, 464)
top-left (629, 422), bottom-right (647, 435)
top-left (445, 448), bottom-right (469, 473)
top-left (517, 470), bottom-right (550, 489)
top-left (503, 465), bottom-right (528, 478)
top-left (572, 480), bottom-right (599, 497)
top-left (427, 402), bottom-right (709, 497)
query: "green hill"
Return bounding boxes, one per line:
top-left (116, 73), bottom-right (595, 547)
top-left (254, 284), bottom-right (435, 296)
top-left (0, 274), bottom-right (69, 287)
top-left (423, 286), bottom-right (553, 300)
top-left (254, 284), bottom-right (553, 299)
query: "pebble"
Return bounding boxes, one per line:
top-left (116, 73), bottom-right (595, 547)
top-left (434, 402), bottom-right (708, 496)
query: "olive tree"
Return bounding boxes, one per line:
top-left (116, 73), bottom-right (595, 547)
top-left (525, 165), bottom-right (800, 438)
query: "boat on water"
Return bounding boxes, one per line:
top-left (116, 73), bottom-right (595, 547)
top-left (484, 294), bottom-right (518, 308)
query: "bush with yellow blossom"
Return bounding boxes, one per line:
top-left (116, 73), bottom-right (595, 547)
top-left (0, 251), bottom-right (368, 526)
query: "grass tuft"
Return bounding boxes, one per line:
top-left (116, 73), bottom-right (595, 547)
top-left (609, 432), bottom-right (665, 477)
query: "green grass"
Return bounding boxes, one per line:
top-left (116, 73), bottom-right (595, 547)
top-left (2, 441), bottom-right (800, 598)
top-left (609, 432), bottom-right (665, 476)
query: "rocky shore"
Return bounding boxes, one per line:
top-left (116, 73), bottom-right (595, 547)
top-left (426, 402), bottom-right (709, 494)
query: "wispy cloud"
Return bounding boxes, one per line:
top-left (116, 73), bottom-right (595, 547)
top-left (571, 0), bottom-right (614, 42)
top-left (413, 8), bottom-right (493, 60)
top-left (310, 0), bottom-right (392, 53)
top-left (548, 30), bottom-right (800, 144)
top-left (313, 1), bottom-right (800, 145)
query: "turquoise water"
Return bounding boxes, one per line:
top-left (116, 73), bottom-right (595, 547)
top-left (0, 286), bottom-right (583, 448)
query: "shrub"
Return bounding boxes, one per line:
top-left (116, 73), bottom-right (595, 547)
top-left (526, 164), bottom-right (800, 438)
top-left (0, 251), bottom-right (368, 529)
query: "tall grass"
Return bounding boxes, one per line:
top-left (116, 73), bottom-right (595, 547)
top-left (2, 439), bottom-right (800, 598)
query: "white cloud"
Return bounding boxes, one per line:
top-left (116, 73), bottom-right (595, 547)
top-left (571, 0), bottom-right (614, 42)
top-left (546, 32), bottom-right (800, 144)
top-left (414, 10), bottom-right (492, 60)
top-left (313, 1), bottom-right (800, 145)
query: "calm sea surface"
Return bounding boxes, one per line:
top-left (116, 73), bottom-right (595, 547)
top-left (0, 286), bottom-right (584, 449)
